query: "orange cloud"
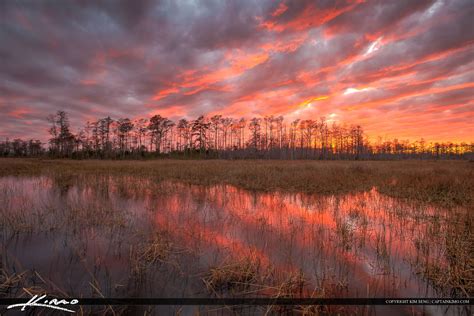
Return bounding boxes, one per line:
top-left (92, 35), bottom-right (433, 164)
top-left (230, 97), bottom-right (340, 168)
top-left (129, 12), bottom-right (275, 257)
top-left (262, 1), bottom-right (363, 32)
top-left (9, 108), bottom-right (32, 119)
top-left (271, 3), bottom-right (288, 17)
top-left (346, 82), bottom-right (474, 111)
top-left (152, 87), bottom-right (180, 101)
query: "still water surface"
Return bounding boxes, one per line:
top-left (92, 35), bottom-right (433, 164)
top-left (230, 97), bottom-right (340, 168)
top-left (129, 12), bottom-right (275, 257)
top-left (0, 175), bottom-right (470, 315)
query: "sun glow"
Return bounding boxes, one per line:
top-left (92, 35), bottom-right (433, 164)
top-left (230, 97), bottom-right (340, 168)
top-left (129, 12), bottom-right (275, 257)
top-left (364, 37), bottom-right (383, 56)
top-left (343, 87), bottom-right (372, 95)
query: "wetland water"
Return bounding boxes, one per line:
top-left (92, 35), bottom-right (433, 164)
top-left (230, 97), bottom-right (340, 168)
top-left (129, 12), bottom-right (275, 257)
top-left (0, 175), bottom-right (471, 315)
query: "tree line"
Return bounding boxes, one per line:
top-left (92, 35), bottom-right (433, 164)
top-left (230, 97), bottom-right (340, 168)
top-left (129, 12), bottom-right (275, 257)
top-left (1, 110), bottom-right (472, 160)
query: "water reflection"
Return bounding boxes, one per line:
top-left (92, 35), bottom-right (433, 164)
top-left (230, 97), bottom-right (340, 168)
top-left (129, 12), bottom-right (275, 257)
top-left (0, 175), bottom-right (470, 315)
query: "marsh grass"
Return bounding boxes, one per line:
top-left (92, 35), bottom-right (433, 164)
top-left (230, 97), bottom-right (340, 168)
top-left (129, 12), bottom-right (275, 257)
top-left (202, 256), bottom-right (332, 314)
top-left (130, 232), bottom-right (175, 279)
top-left (0, 158), bottom-right (472, 207)
top-left (412, 218), bottom-right (474, 297)
top-left (203, 257), bottom-right (262, 294)
top-left (0, 162), bottom-right (472, 315)
top-left (202, 256), bottom-right (308, 297)
top-left (0, 267), bottom-right (121, 315)
top-left (0, 269), bottom-right (26, 297)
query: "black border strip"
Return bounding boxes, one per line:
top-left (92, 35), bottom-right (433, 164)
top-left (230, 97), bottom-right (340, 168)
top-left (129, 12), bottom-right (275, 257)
top-left (0, 298), bottom-right (471, 306)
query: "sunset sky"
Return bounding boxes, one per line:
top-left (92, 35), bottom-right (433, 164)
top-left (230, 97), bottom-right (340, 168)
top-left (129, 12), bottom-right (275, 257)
top-left (1, 0), bottom-right (473, 143)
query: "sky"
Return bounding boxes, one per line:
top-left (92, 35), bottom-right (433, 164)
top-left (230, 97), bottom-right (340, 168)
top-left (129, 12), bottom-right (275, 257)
top-left (1, 0), bottom-right (473, 143)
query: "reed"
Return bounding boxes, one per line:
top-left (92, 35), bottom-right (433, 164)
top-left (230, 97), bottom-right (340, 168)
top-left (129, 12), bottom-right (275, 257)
top-left (0, 158), bottom-right (471, 207)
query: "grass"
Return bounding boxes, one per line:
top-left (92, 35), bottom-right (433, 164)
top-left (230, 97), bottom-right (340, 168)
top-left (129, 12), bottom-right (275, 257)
top-left (0, 157), bottom-right (472, 312)
top-left (0, 158), bottom-right (472, 207)
top-left (202, 256), bottom-right (323, 314)
top-left (203, 257), bottom-right (262, 294)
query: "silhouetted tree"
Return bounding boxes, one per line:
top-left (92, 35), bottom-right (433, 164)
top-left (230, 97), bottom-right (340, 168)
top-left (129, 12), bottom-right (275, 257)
top-left (47, 110), bottom-right (75, 157)
top-left (191, 115), bottom-right (210, 155)
top-left (4, 110), bottom-right (472, 160)
top-left (148, 115), bottom-right (173, 154)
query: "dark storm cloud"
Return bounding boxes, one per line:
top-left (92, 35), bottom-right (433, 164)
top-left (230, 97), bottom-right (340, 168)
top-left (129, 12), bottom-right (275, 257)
top-left (345, 5), bottom-right (474, 81)
top-left (0, 0), bottom-right (473, 142)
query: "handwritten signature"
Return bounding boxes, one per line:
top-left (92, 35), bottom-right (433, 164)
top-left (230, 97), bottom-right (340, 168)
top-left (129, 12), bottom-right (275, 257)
top-left (7, 294), bottom-right (78, 313)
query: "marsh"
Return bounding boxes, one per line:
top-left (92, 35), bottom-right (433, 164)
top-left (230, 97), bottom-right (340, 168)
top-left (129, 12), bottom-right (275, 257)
top-left (0, 160), bottom-right (472, 315)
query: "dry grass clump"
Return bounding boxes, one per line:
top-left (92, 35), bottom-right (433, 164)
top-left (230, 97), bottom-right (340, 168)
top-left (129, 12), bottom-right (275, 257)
top-left (130, 232), bottom-right (173, 277)
top-left (377, 165), bottom-right (472, 207)
top-left (0, 267), bottom-right (68, 299)
top-left (273, 270), bottom-right (306, 298)
top-left (138, 233), bottom-right (172, 264)
top-left (203, 258), bottom-right (322, 315)
top-left (0, 158), bottom-right (45, 176)
top-left (336, 220), bottom-right (354, 251)
top-left (203, 259), bottom-right (352, 315)
top-left (422, 239), bottom-right (473, 297)
top-left (0, 267), bottom-right (115, 314)
top-left (203, 256), bottom-right (312, 299)
top-left (412, 211), bottom-right (474, 298)
top-left (0, 269), bottom-right (26, 297)
top-left (65, 203), bottom-right (129, 229)
top-left (203, 257), bottom-right (262, 294)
